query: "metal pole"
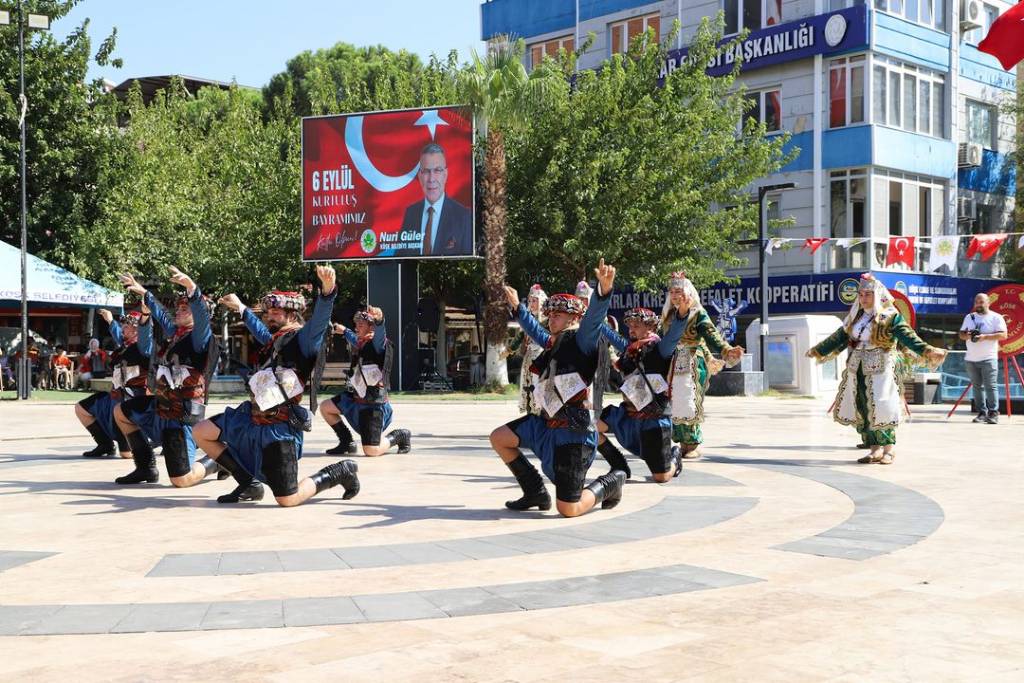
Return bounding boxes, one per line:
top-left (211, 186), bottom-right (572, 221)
top-left (18, 0), bottom-right (30, 400)
top-left (758, 187), bottom-right (768, 373)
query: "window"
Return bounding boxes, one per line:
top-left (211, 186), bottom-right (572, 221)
top-left (829, 56), bottom-right (865, 128)
top-left (529, 35), bottom-right (575, 69)
top-left (723, 0), bottom-right (781, 34)
top-left (965, 100), bottom-right (996, 148)
top-left (830, 169), bottom-right (868, 238)
top-left (919, 187), bottom-right (931, 236)
top-left (875, 0), bottom-right (946, 31)
top-left (965, 4), bottom-right (1000, 45)
top-left (889, 181), bottom-right (903, 235)
top-left (873, 56), bottom-right (946, 138)
top-left (830, 0), bottom-right (866, 10)
top-left (609, 13), bottom-right (659, 55)
top-left (745, 88), bottom-right (782, 132)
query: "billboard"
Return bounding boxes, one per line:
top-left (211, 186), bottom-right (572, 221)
top-left (302, 105), bottom-right (475, 261)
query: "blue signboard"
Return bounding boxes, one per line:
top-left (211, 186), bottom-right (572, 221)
top-left (609, 270), bottom-right (1010, 320)
top-left (661, 6), bottom-right (870, 79)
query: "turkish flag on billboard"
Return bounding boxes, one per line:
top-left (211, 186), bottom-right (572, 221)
top-left (886, 236), bottom-right (915, 268)
top-left (966, 234), bottom-right (1007, 261)
top-left (301, 106), bottom-right (475, 261)
top-left (978, 2), bottom-right (1024, 71)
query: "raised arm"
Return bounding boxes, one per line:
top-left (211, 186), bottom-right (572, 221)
top-left (600, 323), bottom-right (628, 354)
top-left (242, 307), bottom-right (273, 347)
top-left (657, 312), bottom-right (687, 358)
top-left (188, 286), bottom-right (212, 353)
top-left (143, 291), bottom-right (177, 337)
top-left (109, 320), bottom-right (124, 348)
top-left (298, 287), bottom-right (338, 358)
top-left (517, 303), bottom-right (551, 348)
top-left (136, 319), bottom-right (153, 356)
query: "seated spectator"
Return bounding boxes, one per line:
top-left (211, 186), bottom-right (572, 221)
top-left (14, 342), bottom-right (42, 388)
top-left (51, 346), bottom-right (74, 390)
top-left (76, 338), bottom-right (108, 389)
top-left (0, 348), bottom-right (13, 391)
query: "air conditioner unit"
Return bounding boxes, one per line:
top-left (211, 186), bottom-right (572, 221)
top-left (957, 142), bottom-right (983, 168)
top-left (957, 197), bottom-right (976, 220)
top-left (960, 0), bottom-right (982, 31)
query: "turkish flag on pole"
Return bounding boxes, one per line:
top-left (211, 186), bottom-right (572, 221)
top-left (886, 236), bottom-right (916, 268)
top-left (978, 2), bottom-right (1024, 70)
top-left (802, 237), bottom-right (829, 254)
top-left (966, 234), bottom-right (1007, 261)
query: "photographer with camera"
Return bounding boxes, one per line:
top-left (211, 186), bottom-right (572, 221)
top-left (959, 293), bottom-right (1008, 424)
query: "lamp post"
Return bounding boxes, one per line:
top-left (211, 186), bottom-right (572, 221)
top-left (2, 3), bottom-right (50, 399)
top-left (756, 182), bottom-right (796, 373)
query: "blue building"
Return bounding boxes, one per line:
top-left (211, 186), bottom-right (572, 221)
top-left (481, 0), bottom-right (1019, 353)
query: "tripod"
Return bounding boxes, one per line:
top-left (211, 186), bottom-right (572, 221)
top-left (946, 353), bottom-right (1024, 419)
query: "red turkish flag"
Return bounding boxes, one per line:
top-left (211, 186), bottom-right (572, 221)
top-left (978, 1), bottom-right (1024, 70)
top-left (886, 236), bottom-right (916, 268)
top-left (802, 237), bottom-right (829, 254)
top-left (966, 234), bottom-right (1007, 261)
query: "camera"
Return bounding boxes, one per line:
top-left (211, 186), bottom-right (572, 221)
top-left (969, 329), bottom-right (982, 343)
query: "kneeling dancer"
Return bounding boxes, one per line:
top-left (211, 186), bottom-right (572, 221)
top-left (319, 307), bottom-right (411, 457)
top-left (596, 302), bottom-right (690, 482)
top-left (807, 274), bottom-right (946, 465)
top-left (189, 265), bottom-right (360, 506)
top-left (74, 308), bottom-right (139, 458)
top-left (489, 259), bottom-right (625, 518)
top-left (113, 267), bottom-right (219, 485)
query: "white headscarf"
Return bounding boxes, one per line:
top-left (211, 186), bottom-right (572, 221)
top-left (661, 271), bottom-right (702, 327)
top-left (843, 273), bottom-right (897, 331)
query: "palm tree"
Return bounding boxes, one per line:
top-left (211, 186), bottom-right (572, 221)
top-left (459, 36), bottom-right (559, 386)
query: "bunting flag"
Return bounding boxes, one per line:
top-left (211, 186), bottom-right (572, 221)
top-left (833, 237), bottom-right (868, 249)
top-left (764, 237), bottom-right (786, 255)
top-left (966, 234), bottom-right (1007, 262)
top-left (978, 0), bottom-right (1024, 70)
top-left (802, 237), bottom-right (829, 254)
top-left (885, 236), bottom-right (916, 268)
top-left (927, 235), bottom-right (959, 273)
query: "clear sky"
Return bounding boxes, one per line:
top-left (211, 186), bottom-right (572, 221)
top-left (53, 0), bottom-right (485, 89)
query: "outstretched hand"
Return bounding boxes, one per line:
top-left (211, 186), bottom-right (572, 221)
top-left (366, 305), bottom-right (383, 322)
top-left (724, 346), bottom-right (744, 364)
top-left (316, 264), bottom-right (336, 296)
top-left (925, 347), bottom-right (947, 365)
top-left (503, 285), bottom-right (520, 309)
top-left (119, 273), bottom-right (146, 297)
top-left (332, 323), bottom-right (347, 336)
top-left (98, 309), bottom-right (113, 324)
top-left (594, 258), bottom-right (616, 296)
top-left (168, 266), bottom-right (196, 297)
top-left (217, 294), bottom-right (243, 313)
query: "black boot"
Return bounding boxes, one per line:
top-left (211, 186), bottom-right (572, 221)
top-left (585, 470), bottom-right (627, 510)
top-left (82, 422), bottom-right (116, 458)
top-left (504, 454), bottom-right (551, 511)
top-left (387, 428), bottom-right (412, 454)
top-left (311, 460), bottom-right (360, 499)
top-left (671, 445), bottom-right (683, 478)
top-left (112, 423), bottom-right (130, 455)
top-left (598, 439), bottom-right (631, 479)
top-left (326, 420), bottom-right (359, 455)
top-left (115, 431), bottom-right (159, 484)
top-left (214, 451), bottom-right (264, 504)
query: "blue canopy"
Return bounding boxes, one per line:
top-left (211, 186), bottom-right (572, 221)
top-left (0, 240), bottom-right (123, 309)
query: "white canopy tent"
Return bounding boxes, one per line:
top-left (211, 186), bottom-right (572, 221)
top-left (0, 240), bottom-right (122, 309)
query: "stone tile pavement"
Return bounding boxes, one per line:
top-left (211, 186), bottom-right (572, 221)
top-left (0, 395), bottom-right (1021, 680)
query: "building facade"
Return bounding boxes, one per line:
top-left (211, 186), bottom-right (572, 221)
top-left (481, 0), bottom-right (1019, 356)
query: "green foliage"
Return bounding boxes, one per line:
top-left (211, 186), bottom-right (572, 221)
top-left (504, 18), bottom-right (795, 292)
top-left (0, 0), bottom-right (120, 257)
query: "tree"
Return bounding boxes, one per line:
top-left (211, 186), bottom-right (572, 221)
top-left (459, 38), bottom-right (561, 386)
top-left (504, 19), bottom-right (794, 293)
top-left (0, 0), bottom-right (121, 259)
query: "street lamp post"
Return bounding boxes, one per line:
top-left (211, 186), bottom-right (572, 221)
top-left (2, 3), bottom-right (50, 399)
top-left (756, 182), bottom-right (796, 373)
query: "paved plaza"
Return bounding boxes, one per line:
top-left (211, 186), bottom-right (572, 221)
top-left (0, 395), bottom-right (1021, 681)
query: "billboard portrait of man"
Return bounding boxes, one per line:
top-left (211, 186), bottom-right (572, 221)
top-left (397, 143), bottom-right (473, 257)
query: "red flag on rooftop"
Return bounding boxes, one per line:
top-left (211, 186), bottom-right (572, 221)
top-left (978, 2), bottom-right (1024, 70)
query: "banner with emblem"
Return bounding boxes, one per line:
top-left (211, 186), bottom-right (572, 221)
top-left (301, 106), bottom-right (475, 261)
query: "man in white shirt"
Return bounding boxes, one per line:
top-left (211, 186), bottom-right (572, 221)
top-left (959, 293), bottom-right (1008, 423)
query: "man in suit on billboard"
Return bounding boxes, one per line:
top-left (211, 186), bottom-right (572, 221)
top-left (397, 143), bottom-right (473, 257)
